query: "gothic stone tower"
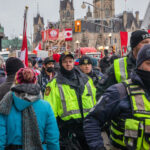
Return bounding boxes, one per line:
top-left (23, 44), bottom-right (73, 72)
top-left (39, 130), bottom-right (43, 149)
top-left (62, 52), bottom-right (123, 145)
top-left (93, 0), bottom-right (115, 19)
top-left (59, 0), bottom-right (74, 30)
top-left (33, 13), bottom-right (44, 49)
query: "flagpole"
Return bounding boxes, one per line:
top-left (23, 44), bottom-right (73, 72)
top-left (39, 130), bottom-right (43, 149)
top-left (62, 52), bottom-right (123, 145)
top-left (125, 0), bottom-right (127, 11)
top-left (23, 6), bottom-right (28, 36)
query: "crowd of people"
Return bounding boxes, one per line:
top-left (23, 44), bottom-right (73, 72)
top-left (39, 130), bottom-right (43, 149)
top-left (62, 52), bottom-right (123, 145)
top-left (0, 29), bottom-right (150, 150)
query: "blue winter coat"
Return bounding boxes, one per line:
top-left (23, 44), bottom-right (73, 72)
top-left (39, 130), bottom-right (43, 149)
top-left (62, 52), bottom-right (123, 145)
top-left (0, 87), bottom-right (60, 150)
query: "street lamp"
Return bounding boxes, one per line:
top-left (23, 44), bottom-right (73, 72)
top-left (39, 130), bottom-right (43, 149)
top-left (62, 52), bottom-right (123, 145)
top-left (81, 1), bottom-right (101, 11)
top-left (75, 40), bottom-right (80, 49)
top-left (81, 2), bottom-right (86, 9)
top-left (75, 40), bottom-right (80, 58)
top-left (108, 33), bottom-right (112, 45)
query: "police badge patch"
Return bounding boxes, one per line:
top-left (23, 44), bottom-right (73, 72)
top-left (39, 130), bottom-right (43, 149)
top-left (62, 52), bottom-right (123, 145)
top-left (84, 59), bottom-right (88, 64)
top-left (64, 51), bottom-right (69, 55)
top-left (45, 86), bottom-right (51, 96)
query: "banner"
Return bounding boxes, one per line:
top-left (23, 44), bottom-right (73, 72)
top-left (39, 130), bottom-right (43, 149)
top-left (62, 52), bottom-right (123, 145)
top-left (120, 31), bottom-right (129, 55)
top-left (37, 50), bottom-right (48, 58)
top-left (47, 29), bottom-right (59, 40)
top-left (65, 28), bottom-right (73, 41)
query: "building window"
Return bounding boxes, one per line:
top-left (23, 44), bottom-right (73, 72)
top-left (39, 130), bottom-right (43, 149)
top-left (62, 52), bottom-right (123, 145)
top-left (96, 26), bottom-right (100, 32)
top-left (105, 38), bottom-right (108, 45)
top-left (105, 8), bottom-right (110, 18)
top-left (132, 27), bottom-right (134, 31)
top-left (67, 11), bottom-right (70, 17)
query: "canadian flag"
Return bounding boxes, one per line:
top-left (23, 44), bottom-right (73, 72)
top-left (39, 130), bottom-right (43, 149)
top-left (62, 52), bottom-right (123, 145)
top-left (32, 42), bottom-right (42, 55)
top-left (65, 28), bottom-right (73, 41)
top-left (47, 29), bottom-right (59, 40)
top-left (20, 7), bottom-right (28, 67)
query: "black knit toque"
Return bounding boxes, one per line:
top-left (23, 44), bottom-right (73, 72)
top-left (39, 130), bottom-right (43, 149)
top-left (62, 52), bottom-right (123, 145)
top-left (6, 57), bottom-right (24, 75)
top-left (130, 30), bottom-right (150, 50)
top-left (136, 44), bottom-right (150, 68)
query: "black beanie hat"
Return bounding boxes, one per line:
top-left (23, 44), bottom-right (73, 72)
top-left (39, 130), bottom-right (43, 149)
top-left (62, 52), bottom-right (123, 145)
top-left (59, 52), bottom-right (74, 67)
top-left (130, 30), bottom-right (150, 50)
top-left (136, 44), bottom-right (150, 68)
top-left (6, 57), bottom-right (24, 75)
top-left (44, 57), bottom-right (55, 65)
top-left (79, 56), bottom-right (92, 65)
top-left (28, 57), bottom-right (33, 66)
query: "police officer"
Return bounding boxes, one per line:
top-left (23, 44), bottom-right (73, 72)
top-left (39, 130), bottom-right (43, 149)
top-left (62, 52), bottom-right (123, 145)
top-left (39, 56), bottom-right (56, 95)
top-left (44, 52), bottom-right (96, 150)
top-left (84, 44), bottom-right (150, 150)
top-left (79, 56), bottom-right (103, 100)
top-left (97, 30), bottom-right (150, 100)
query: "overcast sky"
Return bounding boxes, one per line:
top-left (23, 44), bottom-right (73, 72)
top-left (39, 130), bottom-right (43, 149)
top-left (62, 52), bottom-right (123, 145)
top-left (0, 0), bottom-right (149, 39)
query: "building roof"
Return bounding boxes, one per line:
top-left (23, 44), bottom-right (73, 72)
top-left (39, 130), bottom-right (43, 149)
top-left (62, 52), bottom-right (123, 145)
top-left (126, 12), bottom-right (138, 28)
top-left (141, 2), bottom-right (150, 29)
top-left (75, 10), bottom-right (140, 34)
top-left (60, 0), bottom-right (74, 10)
top-left (34, 14), bottom-right (44, 25)
top-left (117, 11), bottom-right (140, 30)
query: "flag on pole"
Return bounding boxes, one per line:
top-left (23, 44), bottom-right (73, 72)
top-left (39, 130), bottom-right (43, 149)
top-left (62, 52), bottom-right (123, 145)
top-left (20, 6), bottom-right (28, 67)
top-left (32, 42), bottom-right (42, 55)
top-left (65, 28), bottom-right (73, 41)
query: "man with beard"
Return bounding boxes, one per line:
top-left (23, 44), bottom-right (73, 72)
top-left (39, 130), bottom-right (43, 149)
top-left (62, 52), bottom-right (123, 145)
top-left (96, 30), bottom-right (150, 100)
top-left (39, 57), bottom-right (56, 95)
top-left (44, 52), bottom-right (96, 150)
top-left (84, 44), bottom-right (150, 150)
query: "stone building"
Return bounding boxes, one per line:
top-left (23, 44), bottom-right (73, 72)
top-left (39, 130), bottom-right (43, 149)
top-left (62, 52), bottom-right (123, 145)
top-left (141, 1), bottom-right (150, 29)
top-left (73, 0), bottom-right (141, 52)
top-left (59, 0), bottom-right (74, 50)
top-left (33, 13), bottom-right (44, 49)
top-left (93, 0), bottom-right (115, 19)
top-left (33, 0), bottom-right (142, 52)
top-left (59, 0), bottom-right (74, 30)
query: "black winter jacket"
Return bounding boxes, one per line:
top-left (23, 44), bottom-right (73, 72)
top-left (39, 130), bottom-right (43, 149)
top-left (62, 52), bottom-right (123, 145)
top-left (83, 71), bottom-right (150, 150)
top-left (96, 52), bottom-right (136, 100)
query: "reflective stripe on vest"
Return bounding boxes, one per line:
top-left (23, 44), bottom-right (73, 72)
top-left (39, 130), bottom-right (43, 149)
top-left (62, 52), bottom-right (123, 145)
top-left (86, 81), bottom-right (94, 105)
top-left (114, 57), bottom-right (128, 83)
top-left (125, 79), bottom-right (150, 117)
top-left (57, 82), bottom-right (93, 118)
top-left (110, 79), bottom-right (150, 149)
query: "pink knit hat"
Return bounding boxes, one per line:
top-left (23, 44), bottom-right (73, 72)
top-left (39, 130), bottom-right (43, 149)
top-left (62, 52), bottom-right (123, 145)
top-left (15, 68), bottom-right (37, 84)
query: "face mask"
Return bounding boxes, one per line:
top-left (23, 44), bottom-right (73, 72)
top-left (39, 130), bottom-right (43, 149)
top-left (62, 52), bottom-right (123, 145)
top-left (46, 67), bottom-right (54, 73)
top-left (136, 69), bottom-right (150, 88)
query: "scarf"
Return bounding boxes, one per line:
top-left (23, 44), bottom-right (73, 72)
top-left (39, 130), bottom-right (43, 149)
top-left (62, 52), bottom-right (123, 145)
top-left (136, 69), bottom-right (150, 91)
top-left (0, 84), bottom-right (43, 150)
